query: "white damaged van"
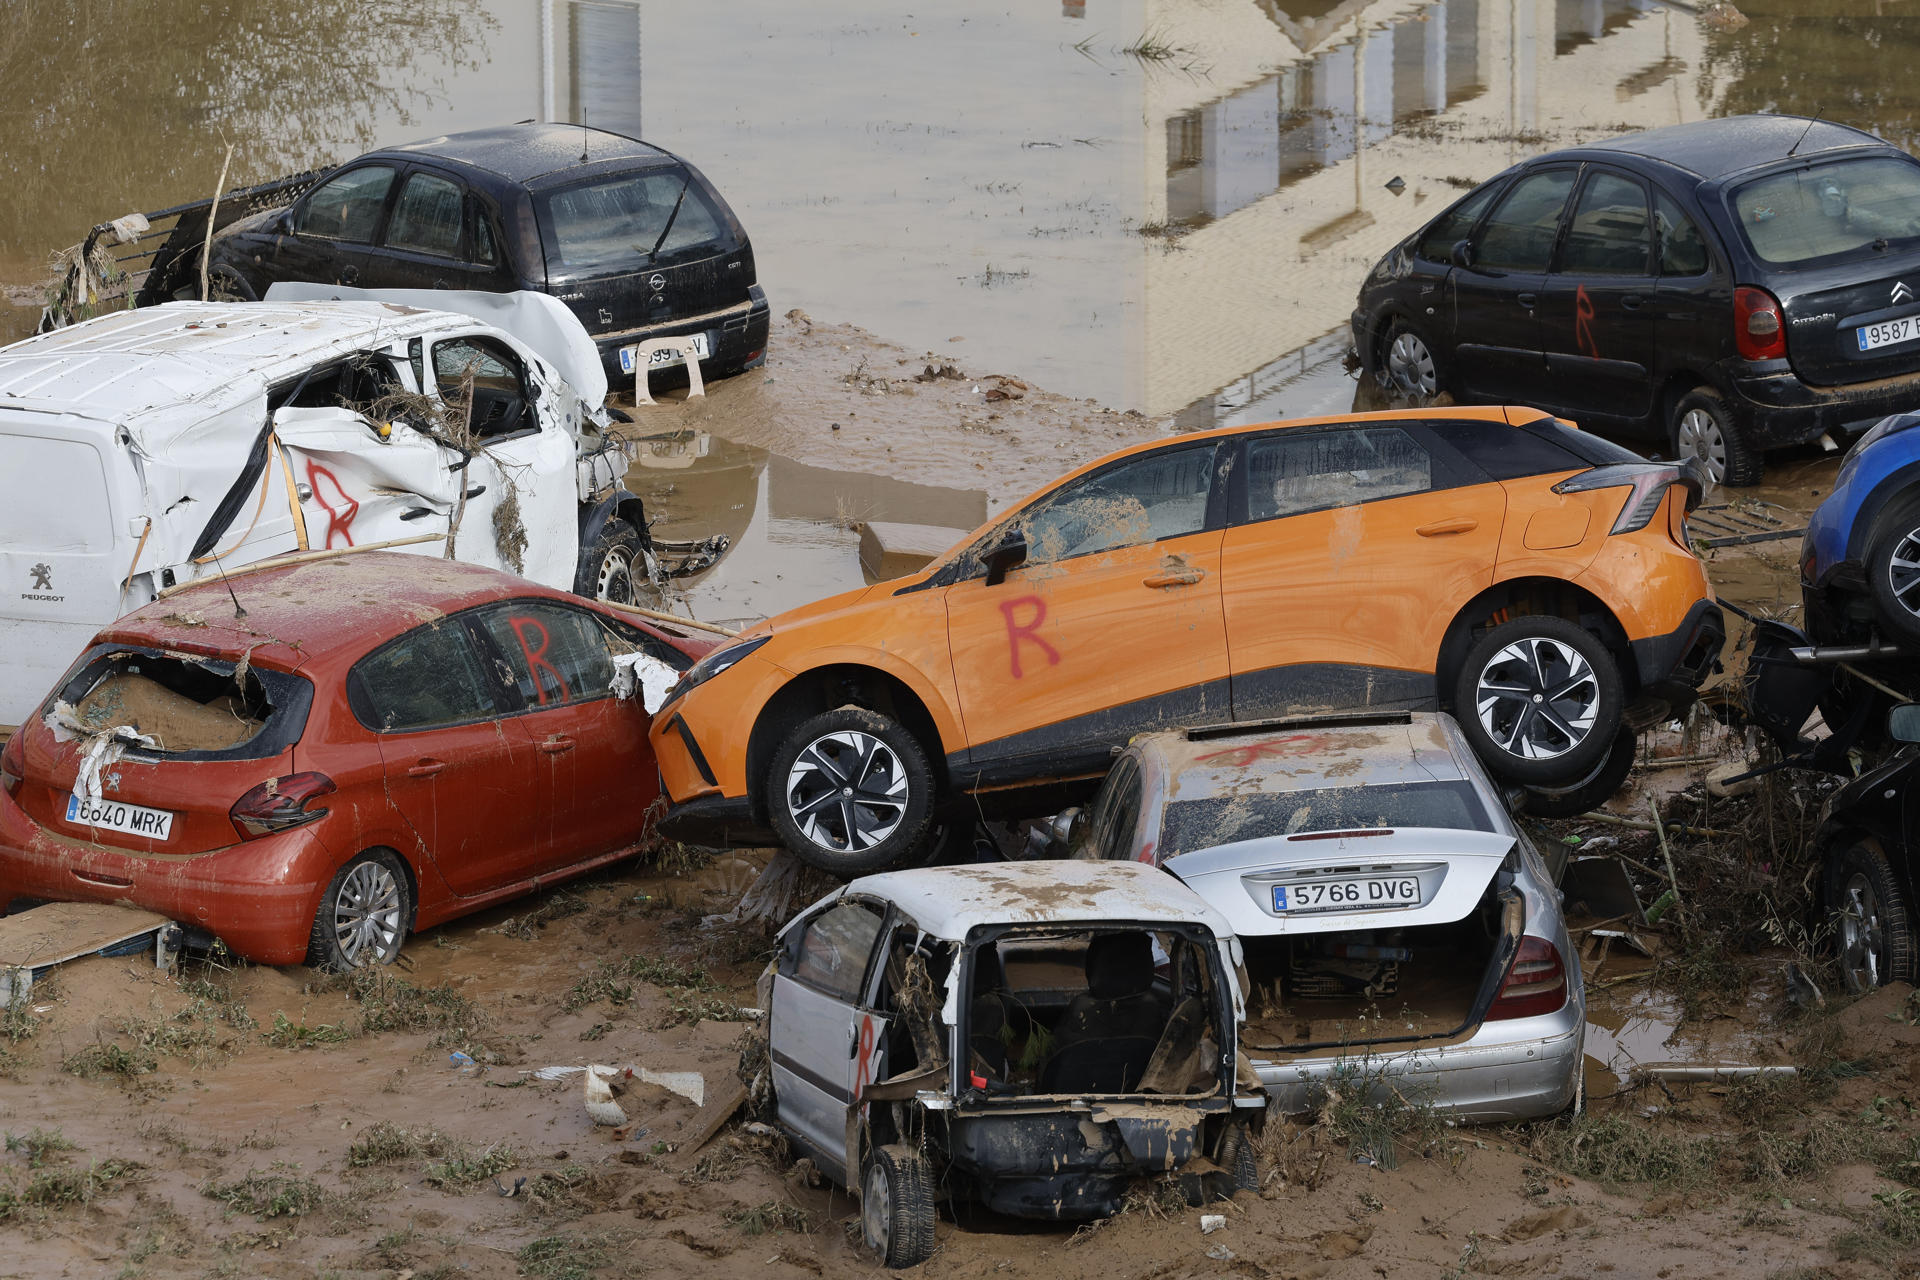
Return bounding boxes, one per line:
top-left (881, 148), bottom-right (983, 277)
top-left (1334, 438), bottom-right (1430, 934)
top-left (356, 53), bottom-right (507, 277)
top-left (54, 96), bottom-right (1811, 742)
top-left (0, 286), bottom-right (680, 725)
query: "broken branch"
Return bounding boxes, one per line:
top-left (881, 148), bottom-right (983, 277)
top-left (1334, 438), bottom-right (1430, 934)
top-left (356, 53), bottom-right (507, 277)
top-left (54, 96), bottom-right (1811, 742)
top-left (199, 136), bottom-right (235, 302)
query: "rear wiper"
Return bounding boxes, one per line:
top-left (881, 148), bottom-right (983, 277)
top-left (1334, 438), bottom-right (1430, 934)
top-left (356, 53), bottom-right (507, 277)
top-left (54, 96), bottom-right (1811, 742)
top-left (647, 179), bottom-right (690, 262)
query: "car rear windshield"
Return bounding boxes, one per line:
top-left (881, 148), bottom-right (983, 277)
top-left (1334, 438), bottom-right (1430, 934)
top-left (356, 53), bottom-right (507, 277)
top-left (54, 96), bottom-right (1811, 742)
top-left (47, 646), bottom-right (312, 761)
top-left (1732, 156), bottom-right (1920, 268)
top-left (536, 167), bottom-right (728, 275)
top-left (1160, 780), bottom-right (1490, 856)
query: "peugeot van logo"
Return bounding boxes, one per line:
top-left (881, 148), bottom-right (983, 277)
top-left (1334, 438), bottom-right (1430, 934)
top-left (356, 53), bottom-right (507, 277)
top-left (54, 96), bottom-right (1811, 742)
top-left (29, 563), bottom-right (51, 590)
top-left (648, 273), bottom-right (667, 293)
top-left (1894, 281), bottom-right (1914, 305)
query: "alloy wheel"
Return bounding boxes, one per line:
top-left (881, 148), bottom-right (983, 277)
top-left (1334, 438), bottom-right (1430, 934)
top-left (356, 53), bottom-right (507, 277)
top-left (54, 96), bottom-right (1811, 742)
top-left (1473, 636), bottom-right (1600, 761)
top-left (1882, 525), bottom-right (1920, 621)
top-left (333, 861), bottom-right (404, 966)
top-left (785, 730), bottom-right (910, 853)
top-left (1837, 871), bottom-right (1885, 994)
top-left (595, 545), bottom-right (636, 604)
top-left (1675, 408), bottom-right (1727, 484)
top-left (1386, 331), bottom-right (1438, 397)
top-left (862, 1161), bottom-right (892, 1257)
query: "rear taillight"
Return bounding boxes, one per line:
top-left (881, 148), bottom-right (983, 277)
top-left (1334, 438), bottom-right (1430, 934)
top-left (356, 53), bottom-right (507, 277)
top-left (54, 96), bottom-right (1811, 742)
top-left (230, 772), bottom-right (336, 840)
top-left (1553, 463), bottom-right (1677, 534)
top-left (0, 734), bottom-right (22, 797)
top-left (1734, 286), bottom-right (1787, 361)
top-left (1487, 936), bottom-right (1567, 1021)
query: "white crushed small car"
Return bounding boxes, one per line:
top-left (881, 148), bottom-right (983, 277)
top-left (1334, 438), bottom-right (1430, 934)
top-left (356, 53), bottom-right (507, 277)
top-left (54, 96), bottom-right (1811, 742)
top-left (762, 860), bottom-right (1266, 1268)
top-left (1073, 711), bottom-right (1585, 1122)
top-left (0, 285), bottom-right (682, 725)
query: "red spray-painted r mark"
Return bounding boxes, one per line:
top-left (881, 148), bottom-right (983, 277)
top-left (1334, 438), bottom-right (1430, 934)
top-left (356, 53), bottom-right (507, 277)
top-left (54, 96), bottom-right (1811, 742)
top-left (507, 614), bottom-right (571, 705)
top-left (999, 594), bottom-right (1061, 679)
top-left (305, 462), bottom-right (358, 549)
top-left (1575, 284), bottom-right (1598, 359)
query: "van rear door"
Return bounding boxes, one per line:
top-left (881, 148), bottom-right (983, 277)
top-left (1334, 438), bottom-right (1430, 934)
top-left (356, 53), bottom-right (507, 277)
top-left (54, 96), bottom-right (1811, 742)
top-left (0, 412), bottom-right (135, 725)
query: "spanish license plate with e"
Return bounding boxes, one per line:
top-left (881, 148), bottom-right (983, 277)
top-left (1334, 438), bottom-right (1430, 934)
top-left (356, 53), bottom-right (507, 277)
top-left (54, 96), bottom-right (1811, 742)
top-left (1273, 877), bottom-right (1421, 913)
top-left (65, 793), bottom-right (174, 840)
top-left (619, 332), bottom-right (711, 373)
top-left (1857, 317), bottom-right (1918, 352)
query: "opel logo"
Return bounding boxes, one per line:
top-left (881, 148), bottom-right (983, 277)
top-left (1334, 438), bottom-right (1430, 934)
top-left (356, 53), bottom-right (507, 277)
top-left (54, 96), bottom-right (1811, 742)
top-left (648, 273), bottom-right (667, 293)
top-left (1894, 281), bottom-right (1914, 305)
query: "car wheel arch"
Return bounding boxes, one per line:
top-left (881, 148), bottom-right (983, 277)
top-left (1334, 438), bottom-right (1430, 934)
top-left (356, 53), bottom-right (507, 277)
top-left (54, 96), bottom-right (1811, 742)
top-left (320, 843), bottom-right (423, 933)
top-left (745, 663), bottom-right (951, 825)
top-left (1435, 577), bottom-right (1636, 713)
top-left (1847, 462), bottom-right (1920, 567)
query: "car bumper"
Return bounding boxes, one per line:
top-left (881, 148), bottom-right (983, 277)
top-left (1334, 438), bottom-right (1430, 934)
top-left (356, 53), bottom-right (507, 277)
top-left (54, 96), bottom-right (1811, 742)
top-left (1722, 359), bottom-right (1920, 450)
top-left (652, 792), bottom-right (778, 848)
top-left (1250, 1016), bottom-right (1583, 1123)
top-left (1628, 596), bottom-right (1725, 707)
top-left (0, 793), bottom-right (328, 966)
top-left (592, 284), bottom-right (771, 379)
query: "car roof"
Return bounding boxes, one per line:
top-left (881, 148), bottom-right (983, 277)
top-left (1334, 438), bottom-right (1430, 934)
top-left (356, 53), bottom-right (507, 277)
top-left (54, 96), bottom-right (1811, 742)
top-left (847, 860), bottom-right (1235, 941)
top-left (1580, 114), bottom-right (1886, 181)
top-left (103, 552), bottom-right (566, 672)
top-left (1130, 712), bottom-right (1484, 802)
top-left (374, 124), bottom-right (674, 185)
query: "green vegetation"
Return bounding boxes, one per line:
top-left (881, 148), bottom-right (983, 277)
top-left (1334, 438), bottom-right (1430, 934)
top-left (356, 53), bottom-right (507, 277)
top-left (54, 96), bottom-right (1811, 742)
top-left (263, 1011), bottom-right (351, 1049)
top-left (0, 1160), bottom-right (141, 1220)
top-left (203, 1166), bottom-right (325, 1219)
top-left (62, 1041), bottom-right (156, 1079)
top-left (422, 1142), bottom-right (516, 1189)
top-left (5, 1128), bottom-right (77, 1168)
top-left (517, 1232), bottom-right (620, 1280)
top-left (723, 1199), bottom-right (813, 1236)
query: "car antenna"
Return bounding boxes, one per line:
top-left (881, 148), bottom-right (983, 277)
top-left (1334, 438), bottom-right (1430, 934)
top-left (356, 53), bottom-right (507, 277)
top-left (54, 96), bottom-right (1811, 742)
top-left (1787, 109), bottom-right (1823, 158)
top-left (581, 110), bottom-right (590, 164)
top-left (211, 558), bottom-right (248, 621)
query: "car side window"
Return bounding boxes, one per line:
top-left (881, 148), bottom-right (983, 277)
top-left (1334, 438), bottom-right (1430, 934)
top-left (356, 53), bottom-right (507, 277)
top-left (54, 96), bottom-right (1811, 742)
top-left (433, 336), bottom-right (532, 439)
top-left (1245, 427), bottom-right (1435, 521)
top-left (1426, 419), bottom-right (1587, 481)
top-left (1022, 445), bottom-right (1216, 564)
top-left (1557, 172), bottom-right (1652, 276)
top-left (1415, 181), bottom-right (1505, 263)
top-left (1654, 189), bottom-right (1710, 276)
top-left (1473, 169), bottom-right (1577, 273)
top-left (294, 166), bottom-right (396, 243)
top-left (349, 619), bottom-right (500, 732)
top-left (789, 901), bottom-right (886, 1002)
top-left (476, 602), bottom-right (617, 709)
top-left (471, 202), bottom-right (499, 267)
top-left (386, 172), bottom-right (466, 258)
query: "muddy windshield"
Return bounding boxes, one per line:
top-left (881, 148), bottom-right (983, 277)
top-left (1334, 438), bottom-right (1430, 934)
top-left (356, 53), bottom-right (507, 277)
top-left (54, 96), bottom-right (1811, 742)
top-left (536, 168), bottom-right (726, 275)
top-left (1732, 156), bottom-right (1920, 267)
top-left (1160, 781), bottom-right (1489, 856)
top-left (47, 646), bottom-right (312, 761)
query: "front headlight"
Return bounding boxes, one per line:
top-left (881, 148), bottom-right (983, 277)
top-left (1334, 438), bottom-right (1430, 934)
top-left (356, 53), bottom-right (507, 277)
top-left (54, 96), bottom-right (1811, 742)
top-left (663, 634), bottom-right (770, 705)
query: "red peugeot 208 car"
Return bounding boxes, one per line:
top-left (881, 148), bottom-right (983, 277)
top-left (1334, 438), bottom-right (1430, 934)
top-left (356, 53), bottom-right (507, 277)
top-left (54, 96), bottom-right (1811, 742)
top-left (0, 553), bottom-right (711, 968)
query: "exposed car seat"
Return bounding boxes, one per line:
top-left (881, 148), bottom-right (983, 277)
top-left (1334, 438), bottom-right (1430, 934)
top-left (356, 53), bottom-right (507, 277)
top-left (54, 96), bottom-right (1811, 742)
top-left (968, 945), bottom-right (1033, 1079)
top-left (1040, 931), bottom-right (1172, 1093)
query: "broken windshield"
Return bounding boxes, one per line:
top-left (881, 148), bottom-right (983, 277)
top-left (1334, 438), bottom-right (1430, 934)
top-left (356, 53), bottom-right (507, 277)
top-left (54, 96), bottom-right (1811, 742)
top-left (48, 646), bottom-right (312, 761)
top-left (536, 168), bottom-right (726, 275)
top-left (1161, 780), bottom-right (1489, 857)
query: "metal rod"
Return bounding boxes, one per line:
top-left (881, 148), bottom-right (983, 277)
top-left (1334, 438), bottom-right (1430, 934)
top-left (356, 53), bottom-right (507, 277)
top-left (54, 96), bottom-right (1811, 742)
top-left (1788, 641), bottom-right (1907, 664)
top-left (1641, 1065), bottom-right (1797, 1081)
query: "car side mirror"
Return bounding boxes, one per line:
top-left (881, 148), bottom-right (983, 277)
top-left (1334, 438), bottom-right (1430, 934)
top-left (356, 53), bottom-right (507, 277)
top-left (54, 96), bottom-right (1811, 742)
top-left (1451, 239), bottom-right (1475, 269)
top-left (984, 529), bottom-right (1028, 587)
top-left (1888, 702), bottom-right (1920, 743)
top-left (1046, 807), bottom-right (1082, 850)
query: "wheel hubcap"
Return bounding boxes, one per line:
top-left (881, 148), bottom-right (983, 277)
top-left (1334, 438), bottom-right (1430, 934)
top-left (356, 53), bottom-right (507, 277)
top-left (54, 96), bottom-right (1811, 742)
top-left (785, 730), bottom-right (909, 853)
top-left (1837, 872), bottom-right (1884, 994)
top-left (334, 862), bottom-right (403, 966)
top-left (863, 1162), bottom-right (892, 1256)
top-left (1386, 332), bottom-right (1438, 397)
top-left (1883, 525), bottom-right (1920, 621)
top-left (1676, 408), bottom-right (1727, 484)
top-left (595, 545), bottom-right (635, 605)
top-left (1474, 637), bottom-right (1600, 761)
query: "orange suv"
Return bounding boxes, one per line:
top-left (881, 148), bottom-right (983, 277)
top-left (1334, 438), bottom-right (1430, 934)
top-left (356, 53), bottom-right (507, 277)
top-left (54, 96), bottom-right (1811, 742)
top-left (650, 407), bottom-right (1723, 873)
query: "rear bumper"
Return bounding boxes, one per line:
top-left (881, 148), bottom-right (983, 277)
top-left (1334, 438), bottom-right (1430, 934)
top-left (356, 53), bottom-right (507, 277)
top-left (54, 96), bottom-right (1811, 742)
top-left (1628, 597), bottom-right (1725, 707)
top-left (1722, 358), bottom-right (1920, 450)
top-left (0, 793), bottom-right (326, 965)
top-left (591, 284), bottom-right (771, 380)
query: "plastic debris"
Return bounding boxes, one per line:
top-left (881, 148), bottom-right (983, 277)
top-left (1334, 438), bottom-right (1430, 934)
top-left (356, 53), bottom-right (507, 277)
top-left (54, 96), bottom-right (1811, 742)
top-left (1200, 1214), bottom-right (1227, 1234)
top-left (584, 1064), bottom-right (629, 1127)
top-left (1206, 1244), bottom-right (1235, 1260)
top-left (493, 1175), bottom-right (526, 1197)
top-left (611, 651), bottom-right (681, 712)
top-left (449, 1051), bottom-right (475, 1069)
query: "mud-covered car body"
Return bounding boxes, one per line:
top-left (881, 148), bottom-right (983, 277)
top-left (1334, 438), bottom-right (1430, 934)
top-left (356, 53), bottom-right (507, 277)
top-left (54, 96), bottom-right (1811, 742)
top-left (1075, 712), bottom-right (1583, 1122)
top-left (764, 861), bottom-right (1265, 1233)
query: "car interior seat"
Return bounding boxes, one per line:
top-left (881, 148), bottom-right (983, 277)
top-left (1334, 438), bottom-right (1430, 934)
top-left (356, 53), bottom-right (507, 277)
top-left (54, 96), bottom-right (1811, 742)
top-left (1039, 931), bottom-right (1172, 1093)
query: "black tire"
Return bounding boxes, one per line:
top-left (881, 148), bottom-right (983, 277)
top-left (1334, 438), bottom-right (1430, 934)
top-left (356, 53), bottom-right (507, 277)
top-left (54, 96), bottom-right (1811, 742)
top-left (1521, 728), bottom-right (1636, 818)
top-left (578, 516), bottom-right (650, 604)
top-left (862, 1143), bottom-right (937, 1269)
top-left (1453, 616), bottom-right (1623, 787)
top-left (1219, 1123), bottom-right (1260, 1197)
top-left (1670, 387), bottom-right (1761, 487)
top-left (1380, 319), bottom-right (1445, 400)
top-left (306, 850), bottom-right (412, 972)
top-left (1864, 495), bottom-right (1920, 649)
top-left (1824, 839), bottom-right (1917, 996)
top-left (767, 708), bottom-right (936, 875)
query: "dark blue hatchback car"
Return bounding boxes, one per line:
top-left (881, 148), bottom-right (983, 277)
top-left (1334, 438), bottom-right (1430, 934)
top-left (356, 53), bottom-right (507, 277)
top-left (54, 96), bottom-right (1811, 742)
top-left (1804, 413), bottom-right (1920, 648)
top-left (1352, 115), bottom-right (1920, 486)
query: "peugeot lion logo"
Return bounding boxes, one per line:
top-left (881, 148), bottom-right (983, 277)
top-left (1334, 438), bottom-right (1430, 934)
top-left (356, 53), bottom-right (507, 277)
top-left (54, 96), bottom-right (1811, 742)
top-left (29, 563), bottom-right (52, 590)
top-left (648, 273), bottom-right (667, 293)
top-left (1894, 281), bottom-right (1914, 305)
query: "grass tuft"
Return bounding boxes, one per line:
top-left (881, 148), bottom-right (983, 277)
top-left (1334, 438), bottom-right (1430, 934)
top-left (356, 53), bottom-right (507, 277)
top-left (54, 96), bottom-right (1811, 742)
top-left (723, 1199), bottom-right (813, 1235)
top-left (5, 1128), bottom-right (77, 1168)
top-left (203, 1166), bottom-right (325, 1219)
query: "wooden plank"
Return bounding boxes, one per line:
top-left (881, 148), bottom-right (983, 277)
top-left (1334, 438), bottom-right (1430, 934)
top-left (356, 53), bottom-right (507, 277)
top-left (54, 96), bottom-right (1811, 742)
top-left (0, 902), bottom-right (172, 970)
top-left (668, 1077), bottom-right (750, 1164)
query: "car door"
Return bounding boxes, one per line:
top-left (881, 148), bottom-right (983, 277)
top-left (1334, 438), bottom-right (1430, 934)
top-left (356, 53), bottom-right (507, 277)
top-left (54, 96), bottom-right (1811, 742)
top-left (1538, 168), bottom-right (1660, 422)
top-left (1451, 167), bottom-right (1579, 404)
top-left (364, 167), bottom-right (495, 292)
top-left (273, 163), bottom-right (395, 286)
top-left (470, 598), bottom-right (660, 872)
top-left (770, 897), bottom-right (889, 1179)
top-left (1220, 423), bottom-right (1501, 715)
top-left (349, 612), bottom-right (550, 897)
top-left (1650, 186), bottom-right (1724, 413)
top-left (941, 442), bottom-right (1231, 785)
top-left (428, 332), bottom-right (580, 589)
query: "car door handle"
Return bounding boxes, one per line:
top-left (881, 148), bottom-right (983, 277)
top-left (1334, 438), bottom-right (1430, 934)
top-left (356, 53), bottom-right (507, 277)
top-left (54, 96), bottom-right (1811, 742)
top-left (1416, 517), bottom-right (1478, 537)
top-left (407, 758), bottom-right (448, 778)
top-left (1143, 568), bottom-right (1207, 589)
top-left (432, 278), bottom-right (449, 289)
top-left (1516, 292), bottom-right (1537, 308)
top-left (1622, 294), bottom-right (1644, 310)
top-left (539, 735), bottom-right (576, 755)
